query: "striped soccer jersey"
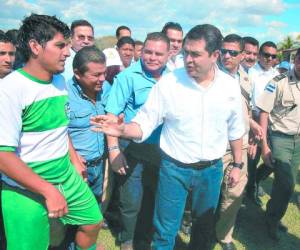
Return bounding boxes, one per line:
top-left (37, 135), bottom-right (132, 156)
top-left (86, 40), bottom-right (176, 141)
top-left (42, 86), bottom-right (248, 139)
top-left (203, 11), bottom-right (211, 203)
top-left (0, 69), bottom-right (71, 184)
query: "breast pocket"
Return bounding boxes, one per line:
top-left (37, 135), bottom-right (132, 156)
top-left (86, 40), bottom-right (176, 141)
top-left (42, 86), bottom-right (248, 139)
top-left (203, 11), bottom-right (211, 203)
top-left (281, 90), bottom-right (295, 108)
top-left (69, 110), bottom-right (92, 129)
top-left (133, 86), bottom-right (152, 107)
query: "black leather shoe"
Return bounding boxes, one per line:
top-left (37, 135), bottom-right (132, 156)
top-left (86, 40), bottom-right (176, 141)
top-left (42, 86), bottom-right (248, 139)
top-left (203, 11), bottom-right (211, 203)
top-left (266, 218), bottom-right (280, 241)
top-left (219, 242), bottom-right (237, 250)
top-left (278, 221), bottom-right (288, 233)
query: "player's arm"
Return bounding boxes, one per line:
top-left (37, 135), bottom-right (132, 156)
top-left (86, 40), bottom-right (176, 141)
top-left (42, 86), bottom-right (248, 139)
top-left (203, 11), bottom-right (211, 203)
top-left (0, 151), bottom-right (68, 218)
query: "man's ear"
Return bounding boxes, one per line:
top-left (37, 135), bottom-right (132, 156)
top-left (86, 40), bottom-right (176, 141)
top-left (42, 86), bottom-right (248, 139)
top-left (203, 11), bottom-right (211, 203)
top-left (73, 68), bottom-right (81, 81)
top-left (28, 39), bottom-right (42, 58)
top-left (211, 49), bottom-right (220, 63)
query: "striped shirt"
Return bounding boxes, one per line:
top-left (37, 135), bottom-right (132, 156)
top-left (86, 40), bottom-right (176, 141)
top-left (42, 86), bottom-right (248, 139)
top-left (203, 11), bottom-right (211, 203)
top-left (0, 69), bottom-right (71, 186)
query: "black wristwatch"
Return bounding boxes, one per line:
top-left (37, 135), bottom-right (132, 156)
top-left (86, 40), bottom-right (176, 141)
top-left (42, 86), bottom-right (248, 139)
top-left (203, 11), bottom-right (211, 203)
top-left (232, 162), bottom-right (244, 169)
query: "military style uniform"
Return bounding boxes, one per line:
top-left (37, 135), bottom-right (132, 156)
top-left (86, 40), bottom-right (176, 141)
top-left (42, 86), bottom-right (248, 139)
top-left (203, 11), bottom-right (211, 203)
top-left (216, 66), bottom-right (252, 243)
top-left (256, 69), bottom-right (300, 225)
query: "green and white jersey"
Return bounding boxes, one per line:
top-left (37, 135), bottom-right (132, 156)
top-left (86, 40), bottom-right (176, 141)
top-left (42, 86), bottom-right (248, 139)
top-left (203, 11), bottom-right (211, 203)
top-left (0, 69), bottom-right (71, 184)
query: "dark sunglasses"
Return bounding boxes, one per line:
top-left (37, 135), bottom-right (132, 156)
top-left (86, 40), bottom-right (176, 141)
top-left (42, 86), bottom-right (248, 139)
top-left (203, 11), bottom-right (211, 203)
top-left (220, 48), bottom-right (241, 57)
top-left (262, 52), bottom-right (277, 59)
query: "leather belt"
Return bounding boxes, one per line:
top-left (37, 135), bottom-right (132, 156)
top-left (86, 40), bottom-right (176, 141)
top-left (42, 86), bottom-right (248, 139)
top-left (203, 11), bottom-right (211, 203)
top-left (86, 156), bottom-right (104, 167)
top-left (161, 151), bottom-right (221, 170)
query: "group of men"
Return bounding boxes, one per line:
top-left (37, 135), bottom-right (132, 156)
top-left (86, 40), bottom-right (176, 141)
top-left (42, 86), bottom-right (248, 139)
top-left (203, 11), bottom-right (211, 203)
top-left (0, 13), bottom-right (299, 250)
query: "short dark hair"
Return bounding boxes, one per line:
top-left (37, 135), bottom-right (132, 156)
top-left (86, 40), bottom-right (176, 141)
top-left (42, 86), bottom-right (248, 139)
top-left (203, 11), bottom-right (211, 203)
top-left (223, 34), bottom-right (244, 51)
top-left (259, 41), bottom-right (277, 54)
top-left (134, 40), bottom-right (143, 47)
top-left (162, 22), bottom-right (183, 34)
top-left (0, 33), bottom-right (13, 44)
top-left (5, 29), bottom-right (19, 45)
top-left (243, 36), bottom-right (259, 48)
top-left (18, 14), bottom-right (70, 62)
top-left (296, 48), bottom-right (300, 57)
top-left (117, 36), bottom-right (135, 49)
top-left (144, 32), bottom-right (170, 50)
top-left (116, 26), bottom-right (131, 38)
top-left (73, 46), bottom-right (106, 74)
top-left (184, 24), bottom-right (223, 55)
top-left (70, 20), bottom-right (94, 36)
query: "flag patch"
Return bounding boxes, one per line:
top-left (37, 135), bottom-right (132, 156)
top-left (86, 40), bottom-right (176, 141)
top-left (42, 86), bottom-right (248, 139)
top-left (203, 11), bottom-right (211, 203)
top-left (265, 82), bottom-right (276, 93)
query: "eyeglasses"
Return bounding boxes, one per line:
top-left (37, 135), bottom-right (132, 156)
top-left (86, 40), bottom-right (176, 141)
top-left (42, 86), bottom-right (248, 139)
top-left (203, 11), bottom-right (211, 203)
top-left (77, 35), bottom-right (94, 42)
top-left (262, 52), bottom-right (277, 59)
top-left (220, 48), bottom-right (241, 57)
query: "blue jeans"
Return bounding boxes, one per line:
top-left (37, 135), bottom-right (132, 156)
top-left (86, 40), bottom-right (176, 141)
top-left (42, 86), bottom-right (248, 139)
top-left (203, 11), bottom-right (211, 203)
top-left (86, 159), bottom-right (104, 204)
top-left (152, 156), bottom-right (223, 250)
top-left (117, 152), bottom-right (159, 243)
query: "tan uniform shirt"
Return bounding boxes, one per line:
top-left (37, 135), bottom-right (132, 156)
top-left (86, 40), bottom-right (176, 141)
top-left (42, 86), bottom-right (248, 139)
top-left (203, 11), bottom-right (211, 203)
top-left (256, 70), bottom-right (300, 135)
top-left (225, 66), bottom-right (252, 152)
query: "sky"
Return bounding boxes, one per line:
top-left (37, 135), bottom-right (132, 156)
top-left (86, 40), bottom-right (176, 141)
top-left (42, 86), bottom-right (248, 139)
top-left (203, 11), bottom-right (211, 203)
top-left (0, 0), bottom-right (299, 44)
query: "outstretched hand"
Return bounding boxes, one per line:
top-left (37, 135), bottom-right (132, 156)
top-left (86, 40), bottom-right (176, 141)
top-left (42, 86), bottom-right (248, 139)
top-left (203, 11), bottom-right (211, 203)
top-left (90, 113), bottom-right (125, 137)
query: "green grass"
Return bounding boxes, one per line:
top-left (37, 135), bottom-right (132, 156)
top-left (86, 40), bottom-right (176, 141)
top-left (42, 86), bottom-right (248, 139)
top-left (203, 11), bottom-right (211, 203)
top-left (97, 174), bottom-right (300, 250)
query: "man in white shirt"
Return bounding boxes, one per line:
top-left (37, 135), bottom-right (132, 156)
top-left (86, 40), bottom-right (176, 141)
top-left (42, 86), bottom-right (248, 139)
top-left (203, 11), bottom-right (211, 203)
top-left (62, 20), bottom-right (95, 82)
top-left (249, 41), bottom-right (278, 114)
top-left (162, 22), bottom-right (184, 71)
top-left (246, 41), bottom-right (278, 204)
top-left (91, 24), bottom-right (244, 250)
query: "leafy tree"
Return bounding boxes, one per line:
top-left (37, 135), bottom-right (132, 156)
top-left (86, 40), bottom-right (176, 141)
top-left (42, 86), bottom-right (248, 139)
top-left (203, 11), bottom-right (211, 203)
top-left (278, 36), bottom-right (294, 50)
top-left (94, 36), bottom-right (117, 50)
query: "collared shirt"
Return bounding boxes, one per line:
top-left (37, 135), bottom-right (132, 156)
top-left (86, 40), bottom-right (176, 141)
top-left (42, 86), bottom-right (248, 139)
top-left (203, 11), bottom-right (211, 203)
top-left (166, 53), bottom-right (184, 72)
top-left (62, 48), bottom-right (76, 83)
top-left (105, 60), bottom-right (167, 144)
top-left (0, 69), bottom-right (70, 187)
top-left (132, 67), bottom-right (245, 163)
top-left (220, 65), bottom-right (252, 148)
top-left (249, 63), bottom-right (278, 112)
top-left (256, 70), bottom-right (300, 135)
top-left (67, 77), bottom-right (111, 160)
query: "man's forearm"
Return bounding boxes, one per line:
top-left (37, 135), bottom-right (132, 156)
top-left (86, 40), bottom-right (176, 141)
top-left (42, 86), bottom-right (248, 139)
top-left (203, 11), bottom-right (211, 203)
top-left (229, 138), bottom-right (243, 163)
top-left (122, 122), bottom-right (143, 140)
top-left (0, 152), bottom-right (55, 197)
top-left (259, 111), bottom-right (269, 147)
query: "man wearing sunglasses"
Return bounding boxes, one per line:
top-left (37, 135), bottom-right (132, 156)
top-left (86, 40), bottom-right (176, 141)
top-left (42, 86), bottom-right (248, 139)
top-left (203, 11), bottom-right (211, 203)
top-left (256, 48), bottom-right (300, 240)
top-left (247, 41), bottom-right (278, 205)
top-left (216, 34), bottom-right (262, 250)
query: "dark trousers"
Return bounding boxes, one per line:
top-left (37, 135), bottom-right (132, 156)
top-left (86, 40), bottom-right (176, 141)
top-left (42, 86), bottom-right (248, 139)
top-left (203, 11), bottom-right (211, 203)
top-left (246, 146), bottom-right (261, 195)
top-left (118, 143), bottom-right (160, 244)
top-left (266, 133), bottom-right (300, 222)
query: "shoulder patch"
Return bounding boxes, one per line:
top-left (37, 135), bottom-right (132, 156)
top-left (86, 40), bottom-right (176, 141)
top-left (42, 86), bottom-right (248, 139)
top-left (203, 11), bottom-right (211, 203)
top-left (264, 82), bottom-right (276, 93)
top-left (273, 73), bottom-right (287, 82)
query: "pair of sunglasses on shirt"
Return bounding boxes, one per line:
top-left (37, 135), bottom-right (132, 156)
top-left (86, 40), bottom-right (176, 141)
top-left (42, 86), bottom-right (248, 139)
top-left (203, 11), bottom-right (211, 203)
top-left (220, 48), bottom-right (241, 57)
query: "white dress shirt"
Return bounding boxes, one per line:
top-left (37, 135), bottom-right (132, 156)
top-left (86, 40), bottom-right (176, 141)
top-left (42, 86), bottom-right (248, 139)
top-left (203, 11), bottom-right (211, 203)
top-left (61, 48), bottom-right (76, 83)
top-left (249, 63), bottom-right (278, 112)
top-left (166, 53), bottom-right (184, 72)
top-left (132, 67), bottom-right (245, 163)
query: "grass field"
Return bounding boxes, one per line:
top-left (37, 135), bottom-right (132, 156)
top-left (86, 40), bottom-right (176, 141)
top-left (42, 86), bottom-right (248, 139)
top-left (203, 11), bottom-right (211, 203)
top-left (97, 174), bottom-right (300, 250)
